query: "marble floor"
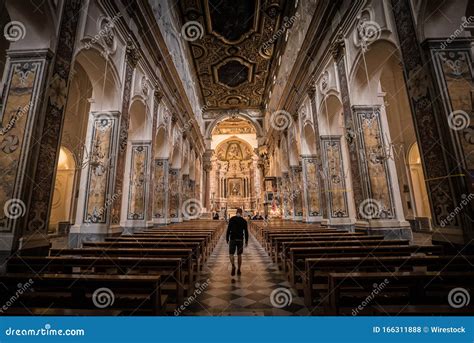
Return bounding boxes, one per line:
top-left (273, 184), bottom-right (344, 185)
top-left (182, 233), bottom-right (309, 316)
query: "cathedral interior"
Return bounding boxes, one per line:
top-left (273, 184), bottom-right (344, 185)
top-left (0, 0), bottom-right (473, 316)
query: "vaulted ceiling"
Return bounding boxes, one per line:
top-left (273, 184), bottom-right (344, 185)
top-left (178, 0), bottom-right (290, 110)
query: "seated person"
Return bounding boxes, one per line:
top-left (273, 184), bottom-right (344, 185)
top-left (212, 212), bottom-right (219, 220)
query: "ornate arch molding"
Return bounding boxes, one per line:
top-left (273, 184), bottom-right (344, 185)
top-left (204, 112), bottom-right (264, 140)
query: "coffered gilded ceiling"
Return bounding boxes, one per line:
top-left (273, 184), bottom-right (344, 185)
top-left (178, 0), bottom-right (287, 110)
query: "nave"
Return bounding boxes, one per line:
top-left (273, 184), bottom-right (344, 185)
top-left (2, 218), bottom-right (472, 316)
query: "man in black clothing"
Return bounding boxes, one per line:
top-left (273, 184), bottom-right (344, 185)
top-left (226, 208), bottom-right (249, 276)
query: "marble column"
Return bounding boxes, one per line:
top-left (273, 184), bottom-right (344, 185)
top-left (168, 168), bottom-right (182, 222)
top-left (320, 136), bottom-right (351, 229)
top-left (332, 38), bottom-right (365, 221)
top-left (153, 159), bottom-right (169, 224)
top-left (301, 155), bottom-right (323, 222)
top-left (0, 0), bottom-right (83, 256)
top-left (0, 51), bottom-right (52, 255)
top-left (290, 165), bottom-right (304, 221)
top-left (281, 172), bottom-right (292, 219)
top-left (147, 89), bottom-right (163, 227)
top-left (308, 87), bottom-right (328, 221)
top-left (391, 0), bottom-right (472, 244)
top-left (203, 150), bottom-right (213, 212)
top-left (110, 41), bottom-right (139, 229)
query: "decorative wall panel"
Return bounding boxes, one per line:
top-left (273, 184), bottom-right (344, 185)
top-left (0, 59), bottom-right (45, 232)
top-left (127, 143), bottom-right (150, 220)
top-left (352, 106), bottom-right (395, 219)
top-left (153, 159), bottom-right (169, 219)
top-left (321, 136), bottom-right (349, 218)
top-left (302, 157), bottom-right (321, 216)
top-left (168, 168), bottom-right (181, 219)
top-left (83, 114), bottom-right (119, 224)
top-left (290, 166), bottom-right (303, 217)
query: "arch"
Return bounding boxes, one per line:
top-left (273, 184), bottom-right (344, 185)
top-left (214, 136), bottom-right (255, 161)
top-left (49, 146), bottom-right (76, 233)
top-left (154, 126), bottom-right (169, 158)
top-left (319, 93), bottom-right (344, 136)
top-left (74, 47), bottom-right (121, 111)
top-left (170, 144), bottom-right (182, 169)
top-left (205, 112), bottom-right (264, 140)
top-left (416, 0), bottom-right (472, 41)
top-left (407, 142), bottom-right (431, 220)
top-left (302, 123), bottom-right (317, 155)
top-left (129, 99), bottom-right (149, 140)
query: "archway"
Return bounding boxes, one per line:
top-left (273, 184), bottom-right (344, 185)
top-left (408, 143), bottom-right (431, 229)
top-left (49, 147), bottom-right (76, 234)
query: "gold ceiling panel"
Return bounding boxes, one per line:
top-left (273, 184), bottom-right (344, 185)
top-left (178, 0), bottom-right (285, 110)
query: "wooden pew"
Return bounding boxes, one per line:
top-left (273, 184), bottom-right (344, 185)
top-left (303, 254), bottom-right (474, 308)
top-left (7, 255), bottom-right (185, 305)
top-left (0, 273), bottom-right (166, 315)
top-left (327, 271), bottom-right (474, 315)
top-left (50, 248), bottom-right (195, 283)
top-left (287, 244), bottom-right (443, 285)
top-left (270, 235), bottom-right (385, 264)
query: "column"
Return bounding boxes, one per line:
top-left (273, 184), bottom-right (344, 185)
top-left (301, 155), bottom-right (323, 222)
top-left (110, 41), bottom-right (139, 228)
top-left (147, 89), bottom-right (163, 227)
top-left (202, 150), bottom-right (213, 212)
top-left (168, 168), bottom-right (182, 222)
top-left (0, 0), bottom-right (83, 256)
top-left (308, 87), bottom-right (328, 221)
top-left (391, 0), bottom-right (472, 243)
top-left (281, 172), bottom-right (292, 219)
top-left (320, 136), bottom-right (351, 229)
top-left (152, 159), bottom-right (169, 224)
top-left (290, 165), bottom-right (304, 221)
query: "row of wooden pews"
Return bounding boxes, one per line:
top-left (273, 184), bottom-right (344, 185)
top-left (0, 220), bottom-right (224, 316)
top-left (251, 220), bottom-right (474, 315)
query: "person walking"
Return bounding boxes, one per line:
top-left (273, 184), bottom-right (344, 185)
top-left (225, 208), bottom-right (249, 276)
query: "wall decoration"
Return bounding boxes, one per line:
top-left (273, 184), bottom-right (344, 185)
top-left (153, 159), bottom-right (169, 218)
top-left (302, 157), bottom-right (321, 217)
top-left (127, 144), bottom-right (149, 220)
top-left (83, 114), bottom-right (119, 224)
top-left (352, 106), bottom-right (395, 219)
top-left (321, 136), bottom-right (349, 218)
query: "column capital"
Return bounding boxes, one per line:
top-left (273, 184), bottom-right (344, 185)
top-left (330, 30), bottom-right (345, 61)
top-left (126, 40), bottom-right (140, 67)
top-left (154, 88), bottom-right (163, 103)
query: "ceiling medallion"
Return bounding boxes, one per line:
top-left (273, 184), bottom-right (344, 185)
top-left (178, 0), bottom-right (283, 110)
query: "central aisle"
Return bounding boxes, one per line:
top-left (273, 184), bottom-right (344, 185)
top-left (185, 231), bottom-right (309, 316)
